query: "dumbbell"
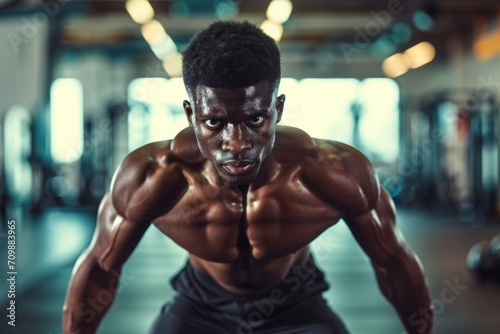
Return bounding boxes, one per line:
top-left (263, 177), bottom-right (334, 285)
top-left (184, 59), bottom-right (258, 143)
top-left (466, 240), bottom-right (495, 281)
top-left (490, 234), bottom-right (500, 281)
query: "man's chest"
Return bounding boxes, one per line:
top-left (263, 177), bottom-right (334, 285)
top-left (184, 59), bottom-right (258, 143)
top-left (152, 176), bottom-right (343, 261)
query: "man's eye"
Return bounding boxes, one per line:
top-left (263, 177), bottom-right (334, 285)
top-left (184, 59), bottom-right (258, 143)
top-left (204, 119), bottom-right (223, 129)
top-left (247, 116), bottom-right (264, 126)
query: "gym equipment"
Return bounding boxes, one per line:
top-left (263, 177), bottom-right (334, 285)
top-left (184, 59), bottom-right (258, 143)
top-left (467, 236), bottom-right (500, 282)
top-left (490, 235), bottom-right (500, 280)
top-left (491, 234), bottom-right (500, 254)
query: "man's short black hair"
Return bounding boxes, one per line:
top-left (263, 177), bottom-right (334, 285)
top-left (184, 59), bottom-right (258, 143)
top-left (182, 20), bottom-right (281, 94)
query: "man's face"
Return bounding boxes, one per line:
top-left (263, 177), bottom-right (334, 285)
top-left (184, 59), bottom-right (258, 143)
top-left (184, 80), bottom-right (285, 186)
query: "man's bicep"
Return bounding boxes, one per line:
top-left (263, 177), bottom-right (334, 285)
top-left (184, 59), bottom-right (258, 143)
top-left (344, 188), bottom-right (408, 266)
top-left (88, 194), bottom-right (150, 272)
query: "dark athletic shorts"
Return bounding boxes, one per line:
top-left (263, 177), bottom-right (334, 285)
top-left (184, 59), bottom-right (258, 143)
top-left (149, 256), bottom-right (349, 334)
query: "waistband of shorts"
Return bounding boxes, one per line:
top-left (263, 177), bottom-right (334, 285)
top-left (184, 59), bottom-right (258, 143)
top-left (170, 255), bottom-right (329, 307)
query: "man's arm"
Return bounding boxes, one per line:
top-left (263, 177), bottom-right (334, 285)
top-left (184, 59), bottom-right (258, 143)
top-left (304, 141), bottom-right (433, 333)
top-left (344, 187), bottom-right (433, 334)
top-left (62, 193), bottom-right (150, 334)
top-left (63, 141), bottom-right (186, 333)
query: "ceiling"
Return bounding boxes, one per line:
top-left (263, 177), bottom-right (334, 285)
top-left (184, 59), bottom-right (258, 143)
top-left (2, 0), bottom-right (500, 76)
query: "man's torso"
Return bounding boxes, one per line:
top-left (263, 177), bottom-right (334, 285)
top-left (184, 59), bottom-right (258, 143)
top-left (115, 126), bottom-right (374, 294)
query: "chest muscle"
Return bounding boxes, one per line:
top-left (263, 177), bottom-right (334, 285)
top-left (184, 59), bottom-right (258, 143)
top-left (153, 175), bottom-right (341, 262)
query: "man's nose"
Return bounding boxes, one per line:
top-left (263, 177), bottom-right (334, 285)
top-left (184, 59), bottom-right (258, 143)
top-left (222, 124), bottom-right (252, 154)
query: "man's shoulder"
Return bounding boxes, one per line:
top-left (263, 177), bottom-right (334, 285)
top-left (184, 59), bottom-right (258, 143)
top-left (110, 127), bottom-right (201, 221)
top-left (286, 132), bottom-right (379, 215)
top-left (170, 127), bottom-right (205, 164)
top-left (118, 127), bottom-right (203, 172)
top-left (310, 138), bottom-right (371, 172)
top-left (274, 126), bottom-right (367, 169)
top-left (273, 126), bottom-right (315, 162)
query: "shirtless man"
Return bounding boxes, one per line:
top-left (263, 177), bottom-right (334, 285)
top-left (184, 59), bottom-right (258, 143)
top-left (63, 21), bottom-right (433, 334)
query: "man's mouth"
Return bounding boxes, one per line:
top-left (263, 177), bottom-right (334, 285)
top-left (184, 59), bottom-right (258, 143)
top-left (222, 161), bottom-right (256, 175)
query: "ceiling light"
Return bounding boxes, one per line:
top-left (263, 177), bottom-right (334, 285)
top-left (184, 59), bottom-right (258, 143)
top-left (260, 19), bottom-right (283, 42)
top-left (391, 22), bottom-right (412, 44)
top-left (412, 10), bottom-right (434, 31)
top-left (381, 53), bottom-right (409, 78)
top-left (404, 41), bottom-right (436, 69)
top-left (149, 35), bottom-right (177, 60)
top-left (163, 52), bottom-right (183, 77)
top-left (125, 0), bottom-right (155, 24)
top-left (141, 19), bottom-right (167, 45)
top-left (266, 0), bottom-right (293, 24)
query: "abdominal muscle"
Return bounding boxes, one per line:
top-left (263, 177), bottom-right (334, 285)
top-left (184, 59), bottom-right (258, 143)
top-left (188, 246), bottom-right (311, 295)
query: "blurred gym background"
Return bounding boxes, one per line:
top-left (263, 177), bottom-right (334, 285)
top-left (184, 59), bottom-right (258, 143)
top-left (0, 0), bottom-right (500, 333)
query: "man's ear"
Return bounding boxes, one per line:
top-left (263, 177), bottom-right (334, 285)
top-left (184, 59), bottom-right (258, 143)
top-left (183, 100), bottom-right (193, 126)
top-left (276, 94), bottom-right (285, 123)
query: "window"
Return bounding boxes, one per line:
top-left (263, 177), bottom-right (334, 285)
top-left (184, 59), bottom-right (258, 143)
top-left (128, 77), bottom-right (189, 151)
top-left (50, 78), bottom-right (84, 163)
top-left (293, 78), bottom-right (359, 145)
top-left (4, 105), bottom-right (32, 201)
top-left (126, 77), bottom-right (400, 163)
top-left (358, 78), bottom-right (400, 162)
top-left (279, 78), bottom-right (400, 162)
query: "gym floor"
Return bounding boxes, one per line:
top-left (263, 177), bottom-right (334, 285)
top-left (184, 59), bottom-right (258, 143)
top-left (1, 206), bottom-right (499, 334)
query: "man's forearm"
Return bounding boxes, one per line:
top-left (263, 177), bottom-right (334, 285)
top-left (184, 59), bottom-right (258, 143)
top-left (374, 251), bottom-right (433, 334)
top-left (63, 252), bottom-right (121, 334)
top-left (396, 303), bottom-right (433, 334)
